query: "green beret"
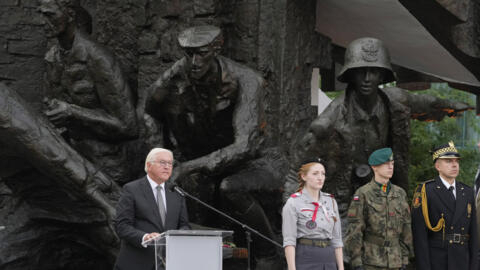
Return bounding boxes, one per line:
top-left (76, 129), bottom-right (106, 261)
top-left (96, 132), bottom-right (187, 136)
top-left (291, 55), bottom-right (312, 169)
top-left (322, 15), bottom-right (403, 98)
top-left (178, 25), bottom-right (221, 48)
top-left (368, 147), bottom-right (394, 165)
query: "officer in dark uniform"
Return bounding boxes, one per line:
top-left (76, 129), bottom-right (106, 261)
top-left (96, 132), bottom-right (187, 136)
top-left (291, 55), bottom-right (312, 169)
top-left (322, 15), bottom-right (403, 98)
top-left (411, 141), bottom-right (478, 270)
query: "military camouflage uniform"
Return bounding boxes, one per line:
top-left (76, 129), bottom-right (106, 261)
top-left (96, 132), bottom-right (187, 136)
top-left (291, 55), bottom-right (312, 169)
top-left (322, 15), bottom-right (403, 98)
top-left (345, 179), bottom-right (412, 269)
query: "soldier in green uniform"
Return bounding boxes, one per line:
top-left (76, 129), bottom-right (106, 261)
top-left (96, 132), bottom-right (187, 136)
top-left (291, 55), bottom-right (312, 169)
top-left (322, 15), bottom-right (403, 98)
top-left (345, 148), bottom-right (412, 270)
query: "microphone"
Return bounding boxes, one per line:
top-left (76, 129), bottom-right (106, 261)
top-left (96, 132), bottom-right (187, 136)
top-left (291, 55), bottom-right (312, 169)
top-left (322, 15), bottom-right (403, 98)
top-left (169, 184), bottom-right (185, 196)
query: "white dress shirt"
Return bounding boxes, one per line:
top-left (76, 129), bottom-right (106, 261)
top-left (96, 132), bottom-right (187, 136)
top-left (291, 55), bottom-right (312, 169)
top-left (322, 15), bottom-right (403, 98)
top-left (147, 175), bottom-right (167, 212)
top-left (440, 176), bottom-right (456, 199)
top-left (142, 176), bottom-right (167, 247)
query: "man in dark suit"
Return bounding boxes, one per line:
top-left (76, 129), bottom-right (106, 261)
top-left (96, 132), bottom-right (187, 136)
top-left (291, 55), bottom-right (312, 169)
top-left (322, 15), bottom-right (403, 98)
top-left (411, 141), bottom-right (478, 270)
top-left (114, 148), bottom-right (190, 270)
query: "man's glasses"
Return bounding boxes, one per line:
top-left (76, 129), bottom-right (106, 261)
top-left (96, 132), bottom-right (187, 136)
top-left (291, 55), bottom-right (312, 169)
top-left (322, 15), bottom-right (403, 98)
top-left (151, 160), bottom-right (174, 167)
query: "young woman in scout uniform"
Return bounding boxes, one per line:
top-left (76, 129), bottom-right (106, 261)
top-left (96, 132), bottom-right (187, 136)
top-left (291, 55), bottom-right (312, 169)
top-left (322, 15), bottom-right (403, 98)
top-left (282, 159), bottom-right (344, 270)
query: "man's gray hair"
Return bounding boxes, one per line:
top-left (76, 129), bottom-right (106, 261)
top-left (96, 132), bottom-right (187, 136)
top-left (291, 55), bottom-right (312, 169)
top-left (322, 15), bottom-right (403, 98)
top-left (144, 148), bottom-right (173, 172)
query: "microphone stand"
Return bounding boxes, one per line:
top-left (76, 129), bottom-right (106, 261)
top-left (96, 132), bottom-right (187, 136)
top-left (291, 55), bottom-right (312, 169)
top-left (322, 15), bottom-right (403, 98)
top-left (171, 185), bottom-right (282, 270)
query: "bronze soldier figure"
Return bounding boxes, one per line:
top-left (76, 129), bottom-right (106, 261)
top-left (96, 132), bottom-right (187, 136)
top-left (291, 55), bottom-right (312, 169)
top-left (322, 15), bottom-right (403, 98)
top-left (143, 25), bottom-right (283, 264)
top-left (345, 148), bottom-right (412, 270)
top-left (0, 82), bottom-right (119, 267)
top-left (39, 0), bottom-right (138, 184)
top-left (286, 37), bottom-right (472, 218)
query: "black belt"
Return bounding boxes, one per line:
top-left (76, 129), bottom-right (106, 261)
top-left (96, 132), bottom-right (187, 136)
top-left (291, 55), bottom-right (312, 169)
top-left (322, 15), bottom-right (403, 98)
top-left (297, 238), bottom-right (330, 248)
top-left (432, 233), bottom-right (469, 244)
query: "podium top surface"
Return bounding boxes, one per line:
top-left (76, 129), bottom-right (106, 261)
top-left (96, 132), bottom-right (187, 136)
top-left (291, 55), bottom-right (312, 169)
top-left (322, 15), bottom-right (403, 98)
top-left (163, 230), bottom-right (233, 237)
top-left (142, 229), bottom-right (234, 246)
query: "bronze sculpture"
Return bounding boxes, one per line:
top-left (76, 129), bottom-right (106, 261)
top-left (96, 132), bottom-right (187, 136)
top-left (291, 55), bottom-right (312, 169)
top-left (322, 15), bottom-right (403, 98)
top-left (0, 1), bottom-right (144, 267)
top-left (142, 25), bottom-right (283, 264)
top-left (39, 0), bottom-right (138, 184)
top-left (0, 82), bottom-right (119, 268)
top-left (286, 37), bottom-right (472, 217)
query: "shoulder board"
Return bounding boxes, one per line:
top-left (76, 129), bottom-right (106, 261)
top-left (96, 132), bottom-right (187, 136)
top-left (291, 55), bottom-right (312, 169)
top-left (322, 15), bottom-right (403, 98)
top-left (424, 179), bottom-right (435, 184)
top-left (415, 179), bottom-right (434, 190)
top-left (321, 192), bottom-right (333, 198)
top-left (290, 192), bottom-right (301, 198)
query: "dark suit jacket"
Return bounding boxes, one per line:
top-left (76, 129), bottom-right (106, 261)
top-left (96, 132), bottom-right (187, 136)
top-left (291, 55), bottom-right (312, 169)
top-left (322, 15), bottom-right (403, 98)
top-left (113, 176), bottom-right (190, 270)
top-left (412, 176), bottom-right (478, 270)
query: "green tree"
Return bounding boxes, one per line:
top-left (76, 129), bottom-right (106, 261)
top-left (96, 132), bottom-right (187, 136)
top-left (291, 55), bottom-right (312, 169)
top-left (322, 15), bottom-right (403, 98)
top-left (408, 83), bottom-right (479, 199)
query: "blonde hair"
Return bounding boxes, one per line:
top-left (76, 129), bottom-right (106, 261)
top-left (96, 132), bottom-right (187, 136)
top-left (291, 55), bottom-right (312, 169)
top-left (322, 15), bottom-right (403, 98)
top-left (144, 148), bottom-right (173, 172)
top-left (296, 162), bottom-right (325, 192)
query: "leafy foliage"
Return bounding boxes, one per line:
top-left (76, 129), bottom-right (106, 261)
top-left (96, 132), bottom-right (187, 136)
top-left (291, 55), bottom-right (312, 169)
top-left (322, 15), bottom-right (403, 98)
top-left (407, 83), bottom-right (479, 198)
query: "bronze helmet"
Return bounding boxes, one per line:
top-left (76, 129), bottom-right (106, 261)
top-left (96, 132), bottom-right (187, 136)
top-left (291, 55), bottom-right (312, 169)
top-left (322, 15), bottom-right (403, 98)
top-left (337, 37), bottom-right (396, 84)
top-left (178, 25), bottom-right (223, 48)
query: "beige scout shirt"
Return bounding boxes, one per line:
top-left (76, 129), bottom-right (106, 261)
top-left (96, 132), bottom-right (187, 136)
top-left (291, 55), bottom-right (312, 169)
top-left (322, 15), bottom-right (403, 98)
top-left (282, 189), bottom-right (343, 248)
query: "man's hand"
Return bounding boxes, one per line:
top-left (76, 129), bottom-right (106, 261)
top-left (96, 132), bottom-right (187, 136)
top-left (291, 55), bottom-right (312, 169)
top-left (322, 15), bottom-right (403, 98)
top-left (143, 232), bottom-right (161, 242)
top-left (44, 98), bottom-right (73, 127)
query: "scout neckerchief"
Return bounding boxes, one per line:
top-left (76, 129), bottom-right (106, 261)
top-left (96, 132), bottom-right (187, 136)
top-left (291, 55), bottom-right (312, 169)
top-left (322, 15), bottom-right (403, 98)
top-left (305, 198), bottom-right (331, 229)
top-left (306, 202), bottom-right (320, 229)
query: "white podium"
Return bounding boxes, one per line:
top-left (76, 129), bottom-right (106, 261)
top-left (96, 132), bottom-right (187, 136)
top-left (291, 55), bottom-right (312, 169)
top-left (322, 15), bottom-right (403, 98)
top-left (143, 230), bottom-right (233, 270)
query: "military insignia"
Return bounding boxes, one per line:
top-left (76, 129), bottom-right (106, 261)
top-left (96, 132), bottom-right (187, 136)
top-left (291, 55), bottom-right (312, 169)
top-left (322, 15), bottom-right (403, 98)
top-left (412, 191), bottom-right (421, 208)
top-left (389, 212), bottom-right (395, 216)
top-left (468, 203), bottom-right (471, 218)
top-left (347, 208), bottom-right (357, 217)
top-left (353, 195), bottom-right (359, 201)
top-left (361, 39), bottom-right (379, 62)
top-left (306, 220), bottom-right (317, 229)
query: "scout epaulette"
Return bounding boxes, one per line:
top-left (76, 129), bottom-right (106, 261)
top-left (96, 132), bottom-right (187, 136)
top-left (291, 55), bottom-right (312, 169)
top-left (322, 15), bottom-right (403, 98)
top-left (420, 179), bottom-right (445, 239)
top-left (290, 191), bottom-right (302, 198)
top-left (321, 192), bottom-right (334, 198)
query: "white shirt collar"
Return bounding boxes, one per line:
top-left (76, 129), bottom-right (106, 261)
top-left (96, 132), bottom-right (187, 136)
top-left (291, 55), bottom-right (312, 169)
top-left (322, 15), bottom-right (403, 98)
top-left (439, 176), bottom-right (455, 190)
top-left (147, 174), bottom-right (165, 190)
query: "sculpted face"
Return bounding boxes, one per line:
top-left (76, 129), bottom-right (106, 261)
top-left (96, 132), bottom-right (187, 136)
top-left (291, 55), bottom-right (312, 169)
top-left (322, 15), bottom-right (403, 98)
top-left (38, 0), bottom-right (69, 37)
top-left (435, 158), bottom-right (460, 182)
top-left (184, 46), bottom-right (216, 80)
top-left (301, 163), bottom-right (326, 191)
top-left (349, 67), bottom-right (385, 97)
